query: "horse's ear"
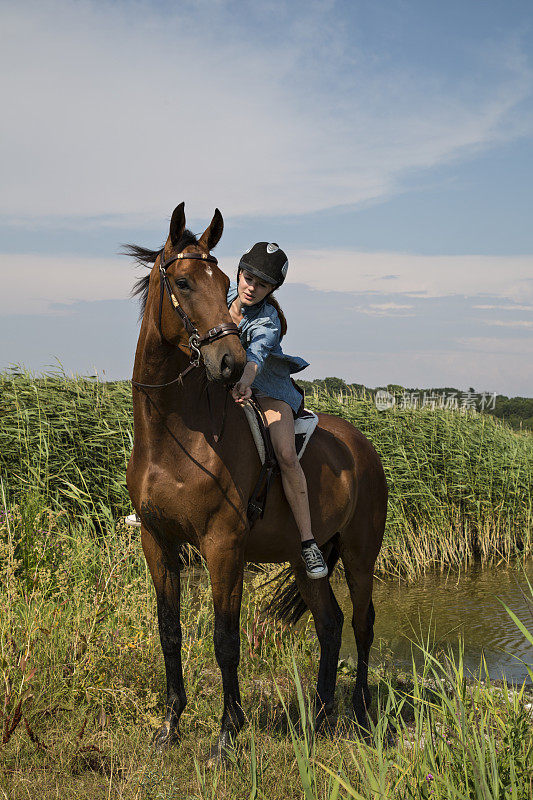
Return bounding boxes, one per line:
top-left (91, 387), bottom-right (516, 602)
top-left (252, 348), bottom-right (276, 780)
top-left (199, 208), bottom-right (224, 251)
top-left (169, 202), bottom-right (186, 246)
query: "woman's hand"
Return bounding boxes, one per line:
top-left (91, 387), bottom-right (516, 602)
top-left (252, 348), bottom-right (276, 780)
top-left (231, 362), bottom-right (258, 403)
top-left (231, 381), bottom-right (252, 404)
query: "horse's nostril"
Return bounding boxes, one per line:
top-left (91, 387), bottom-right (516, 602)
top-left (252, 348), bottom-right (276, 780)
top-left (221, 353), bottom-right (234, 377)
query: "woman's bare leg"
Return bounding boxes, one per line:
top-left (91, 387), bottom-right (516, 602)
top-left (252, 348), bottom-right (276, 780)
top-left (257, 396), bottom-right (328, 578)
top-left (256, 397), bottom-right (312, 542)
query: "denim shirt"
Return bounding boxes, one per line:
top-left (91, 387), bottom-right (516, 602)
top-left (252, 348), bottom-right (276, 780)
top-left (227, 281), bottom-right (309, 413)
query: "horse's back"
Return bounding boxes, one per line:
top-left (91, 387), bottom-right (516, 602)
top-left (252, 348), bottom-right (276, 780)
top-left (311, 412), bottom-right (385, 480)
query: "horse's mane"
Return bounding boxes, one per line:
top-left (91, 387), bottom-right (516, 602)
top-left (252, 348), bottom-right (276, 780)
top-left (124, 230), bottom-right (199, 318)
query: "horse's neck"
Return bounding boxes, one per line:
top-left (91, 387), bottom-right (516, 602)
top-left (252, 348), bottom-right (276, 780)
top-left (133, 319), bottom-right (182, 384)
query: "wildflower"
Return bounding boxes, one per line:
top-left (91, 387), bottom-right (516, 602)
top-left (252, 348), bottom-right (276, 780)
top-left (426, 773), bottom-right (434, 782)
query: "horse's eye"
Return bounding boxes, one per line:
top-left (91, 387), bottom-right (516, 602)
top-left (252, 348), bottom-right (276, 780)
top-left (175, 279), bottom-right (190, 291)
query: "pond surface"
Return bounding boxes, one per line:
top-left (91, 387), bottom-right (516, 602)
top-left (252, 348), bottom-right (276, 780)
top-left (335, 561), bottom-right (533, 683)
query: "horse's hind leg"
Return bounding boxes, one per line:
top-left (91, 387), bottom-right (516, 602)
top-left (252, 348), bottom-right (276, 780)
top-left (340, 540), bottom-right (377, 728)
top-left (142, 527), bottom-right (186, 749)
top-left (345, 566), bottom-right (375, 727)
top-left (292, 564), bottom-right (344, 729)
top-left (339, 457), bottom-right (386, 729)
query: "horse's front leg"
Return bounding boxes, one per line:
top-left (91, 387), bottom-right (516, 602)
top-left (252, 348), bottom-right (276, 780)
top-left (204, 535), bottom-right (245, 763)
top-left (141, 526), bottom-right (186, 750)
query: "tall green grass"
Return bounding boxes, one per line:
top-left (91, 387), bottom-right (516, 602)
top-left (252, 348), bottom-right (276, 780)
top-left (1, 369), bottom-right (532, 575)
top-left (0, 368), bottom-right (132, 528)
top-left (307, 392), bottom-right (533, 576)
top-left (1, 497), bottom-right (531, 799)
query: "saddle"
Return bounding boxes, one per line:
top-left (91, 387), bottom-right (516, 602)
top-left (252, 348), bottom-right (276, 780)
top-left (243, 393), bottom-right (319, 526)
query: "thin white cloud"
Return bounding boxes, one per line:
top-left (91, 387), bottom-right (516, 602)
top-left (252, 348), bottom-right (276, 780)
top-left (482, 318), bottom-right (533, 329)
top-left (0, 254), bottom-right (133, 314)
top-left (3, 248), bottom-right (532, 317)
top-left (280, 249), bottom-right (533, 305)
top-left (0, 0), bottom-right (531, 222)
top-left (349, 302), bottom-right (415, 317)
top-left (473, 303), bottom-right (533, 311)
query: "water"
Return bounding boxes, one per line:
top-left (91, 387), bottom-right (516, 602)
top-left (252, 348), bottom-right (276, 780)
top-left (335, 562), bottom-right (533, 683)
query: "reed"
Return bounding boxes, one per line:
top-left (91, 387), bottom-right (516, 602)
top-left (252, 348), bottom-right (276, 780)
top-left (0, 368), bottom-right (532, 576)
top-left (306, 392), bottom-right (533, 575)
top-left (0, 368), bottom-right (133, 528)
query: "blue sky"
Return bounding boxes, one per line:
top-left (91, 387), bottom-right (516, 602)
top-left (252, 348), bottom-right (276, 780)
top-left (1, 0), bottom-right (532, 394)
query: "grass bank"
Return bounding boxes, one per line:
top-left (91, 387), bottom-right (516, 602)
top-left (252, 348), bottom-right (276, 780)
top-left (1, 502), bottom-right (532, 799)
top-left (0, 369), bottom-right (532, 576)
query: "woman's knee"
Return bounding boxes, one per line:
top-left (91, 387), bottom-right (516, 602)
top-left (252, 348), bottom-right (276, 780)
top-left (275, 443), bottom-right (299, 471)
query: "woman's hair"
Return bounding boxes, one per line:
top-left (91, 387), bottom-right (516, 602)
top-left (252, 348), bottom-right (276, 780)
top-left (267, 293), bottom-right (287, 340)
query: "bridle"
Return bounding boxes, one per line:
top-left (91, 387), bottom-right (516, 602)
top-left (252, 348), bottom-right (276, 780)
top-left (132, 247), bottom-right (240, 390)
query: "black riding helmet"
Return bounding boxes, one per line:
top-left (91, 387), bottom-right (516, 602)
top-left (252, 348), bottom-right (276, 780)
top-left (238, 242), bottom-right (289, 288)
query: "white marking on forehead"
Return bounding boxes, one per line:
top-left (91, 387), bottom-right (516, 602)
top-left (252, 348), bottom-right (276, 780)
top-left (205, 265), bottom-right (213, 277)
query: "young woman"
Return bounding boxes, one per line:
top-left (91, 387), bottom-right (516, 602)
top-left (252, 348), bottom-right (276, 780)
top-left (228, 242), bottom-right (328, 579)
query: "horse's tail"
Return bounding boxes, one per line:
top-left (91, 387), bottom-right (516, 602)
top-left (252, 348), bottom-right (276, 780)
top-left (265, 535), bottom-right (341, 624)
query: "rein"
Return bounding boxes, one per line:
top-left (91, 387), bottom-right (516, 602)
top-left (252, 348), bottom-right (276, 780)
top-left (132, 248), bottom-right (240, 390)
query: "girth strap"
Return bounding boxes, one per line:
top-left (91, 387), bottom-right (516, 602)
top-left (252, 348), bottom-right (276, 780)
top-left (246, 394), bottom-right (279, 526)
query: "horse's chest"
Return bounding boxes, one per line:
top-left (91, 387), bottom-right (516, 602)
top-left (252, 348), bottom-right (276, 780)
top-left (145, 470), bottom-right (214, 514)
top-left (138, 454), bottom-right (232, 539)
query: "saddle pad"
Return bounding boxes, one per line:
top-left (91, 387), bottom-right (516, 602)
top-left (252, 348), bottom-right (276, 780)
top-left (242, 402), bottom-right (319, 465)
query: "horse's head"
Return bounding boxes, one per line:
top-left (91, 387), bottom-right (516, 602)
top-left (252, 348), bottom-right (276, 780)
top-left (154, 203), bottom-right (246, 384)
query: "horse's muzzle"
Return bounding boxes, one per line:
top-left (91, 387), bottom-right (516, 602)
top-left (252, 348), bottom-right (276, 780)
top-left (204, 345), bottom-right (245, 385)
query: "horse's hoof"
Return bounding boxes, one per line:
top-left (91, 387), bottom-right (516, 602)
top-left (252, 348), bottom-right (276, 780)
top-left (206, 734), bottom-right (234, 768)
top-left (353, 690), bottom-right (372, 735)
top-left (152, 721), bottom-right (180, 752)
top-left (353, 709), bottom-right (371, 739)
top-left (314, 699), bottom-right (334, 733)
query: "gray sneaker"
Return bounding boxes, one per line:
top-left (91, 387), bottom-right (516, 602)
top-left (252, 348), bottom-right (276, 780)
top-left (125, 512), bottom-right (141, 528)
top-left (301, 542), bottom-right (328, 579)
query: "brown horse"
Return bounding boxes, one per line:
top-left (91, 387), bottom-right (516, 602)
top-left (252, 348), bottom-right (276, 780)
top-left (126, 203), bottom-right (388, 760)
